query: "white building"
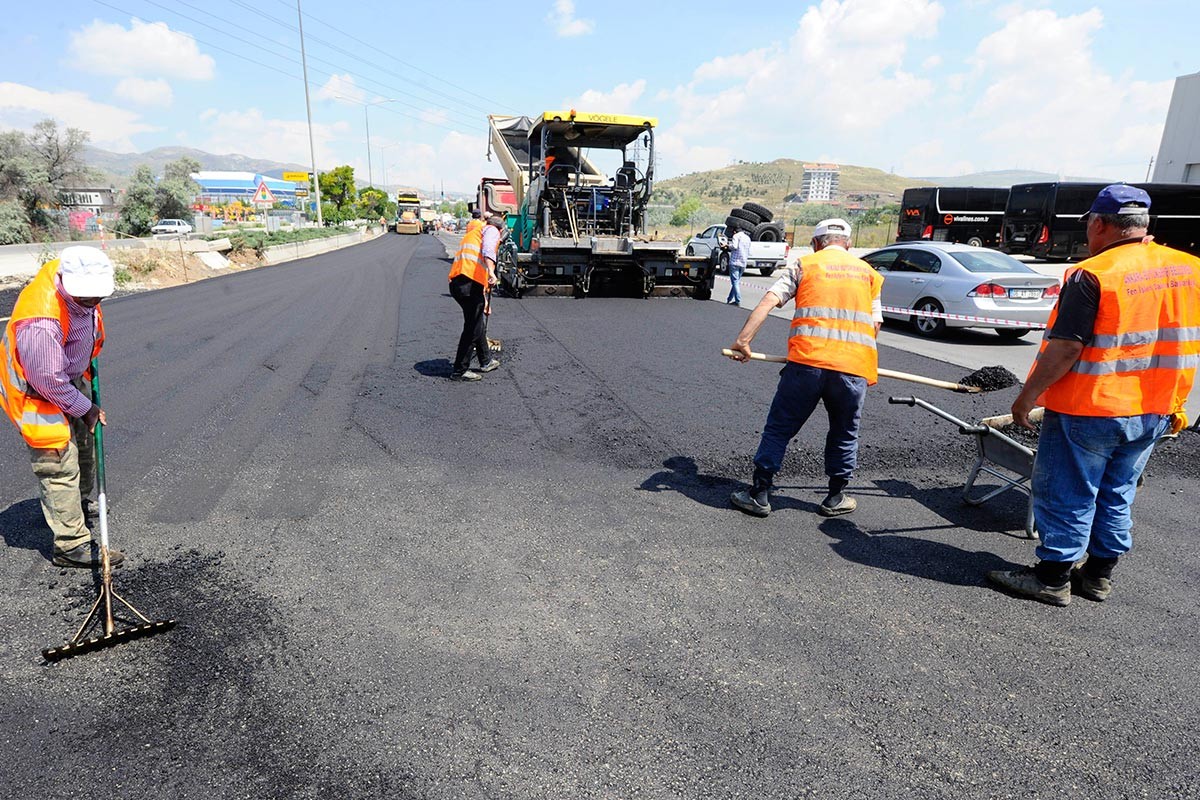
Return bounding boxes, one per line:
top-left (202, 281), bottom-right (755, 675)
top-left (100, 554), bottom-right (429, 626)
top-left (800, 163), bottom-right (840, 202)
top-left (1153, 71), bottom-right (1200, 184)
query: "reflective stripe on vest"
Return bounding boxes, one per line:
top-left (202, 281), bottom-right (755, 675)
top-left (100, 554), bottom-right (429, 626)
top-left (1035, 242), bottom-right (1200, 416)
top-left (1, 259), bottom-right (104, 449)
top-left (786, 249), bottom-right (883, 384)
top-left (448, 226), bottom-right (488, 286)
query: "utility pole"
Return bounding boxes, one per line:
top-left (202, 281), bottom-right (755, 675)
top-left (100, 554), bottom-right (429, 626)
top-left (365, 106), bottom-right (373, 187)
top-left (296, 0), bottom-right (322, 226)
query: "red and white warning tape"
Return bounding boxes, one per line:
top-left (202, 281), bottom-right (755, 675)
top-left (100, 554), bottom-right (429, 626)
top-left (880, 305), bottom-right (1047, 329)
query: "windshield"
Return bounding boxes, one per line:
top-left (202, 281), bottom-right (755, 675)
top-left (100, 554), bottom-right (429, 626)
top-left (1006, 185), bottom-right (1050, 217)
top-left (951, 251), bottom-right (1038, 274)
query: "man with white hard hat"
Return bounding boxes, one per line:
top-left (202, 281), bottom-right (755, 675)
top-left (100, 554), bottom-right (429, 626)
top-left (726, 218), bottom-right (884, 518)
top-left (1, 246), bottom-right (124, 568)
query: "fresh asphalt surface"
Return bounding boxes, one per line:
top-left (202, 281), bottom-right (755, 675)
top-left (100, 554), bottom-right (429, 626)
top-left (1, 233), bottom-right (1197, 799)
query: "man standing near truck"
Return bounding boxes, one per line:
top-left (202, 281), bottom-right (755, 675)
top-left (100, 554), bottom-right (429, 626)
top-left (725, 219), bottom-right (883, 518)
top-left (724, 225), bottom-right (751, 306)
top-left (989, 185), bottom-right (1200, 606)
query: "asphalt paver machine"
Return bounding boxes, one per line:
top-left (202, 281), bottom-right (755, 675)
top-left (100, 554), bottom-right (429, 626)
top-left (487, 111), bottom-right (713, 299)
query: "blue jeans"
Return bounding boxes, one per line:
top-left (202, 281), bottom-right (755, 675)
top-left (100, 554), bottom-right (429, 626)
top-left (727, 262), bottom-right (744, 304)
top-left (753, 362), bottom-right (867, 481)
top-left (1032, 411), bottom-right (1168, 564)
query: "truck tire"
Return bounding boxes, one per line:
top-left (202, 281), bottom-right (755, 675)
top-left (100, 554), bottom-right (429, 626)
top-left (752, 222), bottom-right (782, 242)
top-left (728, 207), bottom-right (761, 225)
top-left (742, 202), bottom-right (774, 223)
top-left (725, 215), bottom-right (754, 233)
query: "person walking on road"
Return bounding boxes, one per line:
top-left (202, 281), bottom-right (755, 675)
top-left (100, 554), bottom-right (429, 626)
top-left (989, 185), bottom-right (1200, 606)
top-left (724, 224), bottom-right (752, 306)
top-left (447, 214), bottom-right (500, 382)
top-left (725, 218), bottom-right (883, 518)
top-left (1, 247), bottom-right (124, 568)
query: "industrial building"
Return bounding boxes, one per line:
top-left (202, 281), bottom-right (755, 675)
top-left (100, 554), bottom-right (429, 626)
top-left (800, 163), bottom-right (840, 202)
top-left (1153, 71), bottom-right (1200, 184)
top-left (191, 172), bottom-right (300, 206)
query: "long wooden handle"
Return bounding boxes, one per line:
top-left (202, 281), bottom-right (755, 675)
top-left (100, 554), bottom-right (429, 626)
top-left (981, 407), bottom-right (1045, 428)
top-left (720, 349), bottom-right (982, 394)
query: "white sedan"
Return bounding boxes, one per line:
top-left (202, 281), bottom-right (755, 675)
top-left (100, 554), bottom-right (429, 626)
top-left (150, 219), bottom-right (193, 236)
top-left (861, 242), bottom-right (1060, 339)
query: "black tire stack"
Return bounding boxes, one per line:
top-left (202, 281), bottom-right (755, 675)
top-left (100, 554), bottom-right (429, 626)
top-left (725, 202), bottom-right (784, 242)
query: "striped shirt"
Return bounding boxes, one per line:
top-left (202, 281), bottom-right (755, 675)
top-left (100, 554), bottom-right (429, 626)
top-left (13, 276), bottom-right (98, 419)
top-left (728, 230), bottom-right (751, 268)
top-left (481, 225), bottom-right (501, 262)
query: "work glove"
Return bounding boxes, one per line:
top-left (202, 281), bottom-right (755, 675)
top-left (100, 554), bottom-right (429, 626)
top-left (1168, 410), bottom-right (1188, 435)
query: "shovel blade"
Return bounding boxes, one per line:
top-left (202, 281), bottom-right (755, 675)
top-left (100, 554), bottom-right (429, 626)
top-left (42, 619), bottom-right (176, 662)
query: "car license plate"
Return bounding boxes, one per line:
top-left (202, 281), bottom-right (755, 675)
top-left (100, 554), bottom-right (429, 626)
top-left (1010, 288), bottom-right (1041, 299)
top-left (1012, 235), bottom-right (1026, 242)
top-left (755, 261), bottom-right (771, 267)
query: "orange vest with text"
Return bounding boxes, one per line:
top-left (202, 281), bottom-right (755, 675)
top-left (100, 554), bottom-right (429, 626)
top-left (1035, 241), bottom-right (1200, 417)
top-left (448, 223), bottom-right (488, 287)
top-left (1, 260), bottom-right (105, 449)
top-left (786, 248), bottom-right (883, 384)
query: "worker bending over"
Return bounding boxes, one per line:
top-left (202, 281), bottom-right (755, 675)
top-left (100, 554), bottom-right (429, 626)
top-left (990, 185), bottom-right (1200, 606)
top-left (447, 214), bottom-right (500, 382)
top-left (726, 218), bottom-right (883, 518)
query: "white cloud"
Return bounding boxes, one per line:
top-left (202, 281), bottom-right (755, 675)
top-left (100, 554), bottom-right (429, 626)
top-left (419, 108), bottom-right (450, 126)
top-left (69, 19), bottom-right (214, 80)
top-left (195, 108), bottom-right (350, 168)
top-left (114, 77), bottom-right (173, 107)
top-left (967, 7), bottom-right (1172, 177)
top-left (316, 73), bottom-right (367, 105)
top-left (0, 82), bottom-right (157, 151)
top-left (381, 131), bottom-right (490, 194)
top-left (565, 80), bottom-right (648, 114)
top-left (547, 0), bottom-right (594, 37)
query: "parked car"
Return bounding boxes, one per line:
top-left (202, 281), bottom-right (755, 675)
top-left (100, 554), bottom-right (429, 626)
top-left (685, 224), bottom-right (790, 276)
top-left (860, 242), bottom-right (1060, 339)
top-left (150, 219), bottom-right (193, 236)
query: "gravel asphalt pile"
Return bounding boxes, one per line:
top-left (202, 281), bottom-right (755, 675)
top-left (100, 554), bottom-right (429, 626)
top-left (1, 234), bottom-right (1197, 798)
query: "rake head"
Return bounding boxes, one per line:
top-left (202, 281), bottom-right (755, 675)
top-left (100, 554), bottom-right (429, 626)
top-left (43, 618), bottom-right (176, 662)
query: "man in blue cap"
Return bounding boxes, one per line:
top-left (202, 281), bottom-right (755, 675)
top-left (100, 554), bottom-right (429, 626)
top-left (989, 185), bottom-right (1200, 606)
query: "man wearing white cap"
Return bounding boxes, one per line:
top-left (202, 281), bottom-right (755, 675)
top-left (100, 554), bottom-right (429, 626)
top-left (1, 246), bottom-right (124, 568)
top-left (726, 219), bottom-right (884, 518)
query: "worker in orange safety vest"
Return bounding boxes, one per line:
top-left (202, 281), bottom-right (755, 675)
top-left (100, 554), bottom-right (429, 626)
top-left (1, 247), bottom-right (125, 569)
top-left (725, 218), bottom-right (884, 518)
top-left (447, 212), bottom-right (499, 381)
top-left (990, 184), bottom-right (1200, 606)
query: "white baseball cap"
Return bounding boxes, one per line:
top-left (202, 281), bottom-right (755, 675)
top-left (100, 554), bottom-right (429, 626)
top-left (812, 218), bottom-right (852, 238)
top-left (58, 246), bottom-right (115, 299)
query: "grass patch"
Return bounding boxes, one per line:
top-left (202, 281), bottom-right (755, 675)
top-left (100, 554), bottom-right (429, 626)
top-left (216, 227), bottom-right (350, 257)
top-left (113, 267), bottom-right (133, 286)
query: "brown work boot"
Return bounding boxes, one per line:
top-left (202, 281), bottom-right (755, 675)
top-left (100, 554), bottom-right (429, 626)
top-left (987, 566), bottom-right (1070, 606)
top-left (52, 542), bottom-right (125, 569)
top-left (1071, 568), bottom-right (1113, 602)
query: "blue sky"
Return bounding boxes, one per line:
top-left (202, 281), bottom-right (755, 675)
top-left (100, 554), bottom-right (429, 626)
top-left (1, 0), bottom-right (1196, 192)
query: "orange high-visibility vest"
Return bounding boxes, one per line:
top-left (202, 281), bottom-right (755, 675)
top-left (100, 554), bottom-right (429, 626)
top-left (448, 223), bottom-right (488, 286)
top-left (0, 260), bottom-right (105, 449)
top-left (464, 218), bottom-right (484, 235)
top-left (786, 248), bottom-right (883, 384)
top-left (1036, 241), bottom-right (1200, 416)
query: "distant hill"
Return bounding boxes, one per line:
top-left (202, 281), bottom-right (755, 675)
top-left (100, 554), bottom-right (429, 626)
top-left (915, 169), bottom-right (1118, 188)
top-left (84, 145), bottom-right (310, 186)
top-left (655, 159), bottom-right (931, 213)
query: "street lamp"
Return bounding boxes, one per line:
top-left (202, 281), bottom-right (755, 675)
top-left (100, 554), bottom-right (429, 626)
top-left (335, 95), bottom-right (397, 187)
top-left (379, 143), bottom-right (403, 190)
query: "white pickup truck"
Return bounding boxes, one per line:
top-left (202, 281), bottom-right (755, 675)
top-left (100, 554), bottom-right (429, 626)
top-left (684, 224), bottom-right (790, 276)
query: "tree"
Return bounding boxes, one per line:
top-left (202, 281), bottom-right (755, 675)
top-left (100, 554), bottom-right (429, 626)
top-left (155, 156), bottom-right (200, 222)
top-left (318, 166), bottom-right (356, 212)
top-left (0, 119), bottom-right (93, 236)
top-left (0, 200), bottom-right (32, 245)
top-left (669, 195), bottom-right (703, 227)
top-left (116, 165), bottom-right (157, 236)
top-left (357, 186), bottom-right (390, 220)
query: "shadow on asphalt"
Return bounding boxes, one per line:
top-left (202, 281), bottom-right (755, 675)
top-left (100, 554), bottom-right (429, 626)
top-left (0, 497), bottom-right (52, 561)
top-left (874, 478), bottom-right (1032, 539)
top-left (639, 456), bottom-right (739, 509)
top-left (816, 515), bottom-right (1014, 586)
top-left (413, 358), bottom-right (454, 378)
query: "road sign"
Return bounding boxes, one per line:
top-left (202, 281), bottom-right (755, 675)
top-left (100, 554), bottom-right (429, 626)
top-left (252, 181), bottom-right (276, 205)
top-left (295, 189), bottom-right (309, 198)
top-left (282, 171), bottom-right (311, 182)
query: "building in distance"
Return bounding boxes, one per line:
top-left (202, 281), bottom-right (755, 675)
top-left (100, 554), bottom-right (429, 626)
top-left (1153, 71), bottom-right (1200, 184)
top-left (800, 163), bottom-right (840, 203)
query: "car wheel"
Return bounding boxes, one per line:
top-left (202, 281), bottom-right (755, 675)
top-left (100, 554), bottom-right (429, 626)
top-left (760, 268), bottom-right (774, 277)
top-left (994, 328), bottom-right (1030, 340)
top-left (729, 208), bottom-right (761, 225)
top-left (911, 298), bottom-right (946, 337)
top-left (966, 237), bottom-right (983, 247)
top-left (742, 202), bottom-right (774, 222)
top-left (717, 253), bottom-right (729, 274)
top-left (685, 245), bottom-right (695, 256)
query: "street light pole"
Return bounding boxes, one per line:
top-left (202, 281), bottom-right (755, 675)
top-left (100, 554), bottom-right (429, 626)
top-left (365, 106), bottom-right (373, 187)
top-left (296, 0), bottom-right (322, 225)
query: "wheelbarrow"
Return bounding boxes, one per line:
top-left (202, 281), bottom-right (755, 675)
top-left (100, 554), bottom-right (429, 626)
top-left (888, 396), bottom-right (1038, 539)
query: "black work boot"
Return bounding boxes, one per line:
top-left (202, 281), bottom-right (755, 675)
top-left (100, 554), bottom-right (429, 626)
top-left (731, 468), bottom-right (773, 517)
top-left (1072, 555), bottom-right (1117, 602)
top-left (818, 477), bottom-right (857, 517)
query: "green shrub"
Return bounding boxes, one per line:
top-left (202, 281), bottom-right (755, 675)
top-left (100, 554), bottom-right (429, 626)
top-left (113, 267), bottom-right (132, 286)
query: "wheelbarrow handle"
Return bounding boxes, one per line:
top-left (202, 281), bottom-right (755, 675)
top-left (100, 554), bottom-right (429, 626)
top-left (887, 396), bottom-right (916, 406)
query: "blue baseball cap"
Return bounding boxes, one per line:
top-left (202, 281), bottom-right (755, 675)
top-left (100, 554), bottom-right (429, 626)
top-left (1080, 184), bottom-right (1151, 221)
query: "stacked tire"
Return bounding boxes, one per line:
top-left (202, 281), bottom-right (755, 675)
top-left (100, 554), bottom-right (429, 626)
top-left (724, 202), bottom-right (784, 243)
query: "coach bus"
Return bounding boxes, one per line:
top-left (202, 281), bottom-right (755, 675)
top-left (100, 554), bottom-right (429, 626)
top-left (1001, 182), bottom-right (1200, 260)
top-left (896, 187), bottom-right (1010, 247)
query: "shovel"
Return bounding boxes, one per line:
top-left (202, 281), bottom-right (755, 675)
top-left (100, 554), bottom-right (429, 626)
top-left (42, 358), bottom-right (176, 662)
top-left (720, 348), bottom-right (982, 393)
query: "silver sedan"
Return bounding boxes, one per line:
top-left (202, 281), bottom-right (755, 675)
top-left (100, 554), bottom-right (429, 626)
top-left (861, 242), bottom-right (1060, 339)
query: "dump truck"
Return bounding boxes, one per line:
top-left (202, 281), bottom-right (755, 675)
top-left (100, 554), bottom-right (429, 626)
top-left (395, 191), bottom-right (422, 234)
top-left (486, 111), bottom-right (713, 298)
